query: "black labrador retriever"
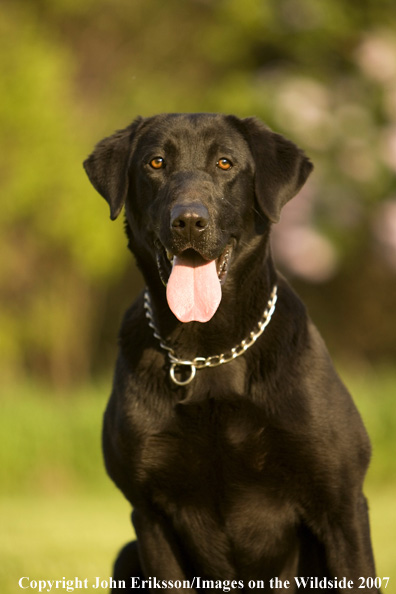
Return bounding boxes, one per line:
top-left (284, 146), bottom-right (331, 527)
top-left (84, 113), bottom-right (379, 593)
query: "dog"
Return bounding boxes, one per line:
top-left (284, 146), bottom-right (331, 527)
top-left (84, 113), bottom-right (379, 593)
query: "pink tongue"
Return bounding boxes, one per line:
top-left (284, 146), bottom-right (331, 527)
top-left (166, 253), bottom-right (222, 323)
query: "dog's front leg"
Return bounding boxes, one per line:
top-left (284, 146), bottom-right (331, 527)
top-left (314, 494), bottom-right (379, 593)
top-left (132, 508), bottom-right (197, 594)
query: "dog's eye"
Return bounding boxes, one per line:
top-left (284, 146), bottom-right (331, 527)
top-left (149, 157), bottom-right (165, 170)
top-left (217, 158), bottom-right (232, 171)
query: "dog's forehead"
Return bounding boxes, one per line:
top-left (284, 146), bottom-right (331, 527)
top-left (138, 113), bottom-right (248, 154)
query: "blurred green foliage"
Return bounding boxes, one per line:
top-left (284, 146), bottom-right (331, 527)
top-left (1, 0), bottom-right (396, 386)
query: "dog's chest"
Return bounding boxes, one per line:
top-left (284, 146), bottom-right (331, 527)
top-left (134, 397), bottom-right (275, 509)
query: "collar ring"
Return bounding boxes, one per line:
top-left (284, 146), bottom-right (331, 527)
top-left (169, 362), bottom-right (197, 386)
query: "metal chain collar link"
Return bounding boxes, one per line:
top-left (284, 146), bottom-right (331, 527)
top-left (143, 285), bottom-right (278, 386)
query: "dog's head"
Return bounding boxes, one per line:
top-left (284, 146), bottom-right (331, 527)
top-left (84, 113), bottom-right (312, 323)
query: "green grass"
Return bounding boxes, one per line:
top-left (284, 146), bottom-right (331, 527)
top-left (365, 486), bottom-right (396, 585)
top-left (0, 494), bottom-right (134, 593)
top-left (0, 370), bottom-right (395, 593)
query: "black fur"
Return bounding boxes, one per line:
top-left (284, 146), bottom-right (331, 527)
top-left (84, 113), bottom-right (378, 593)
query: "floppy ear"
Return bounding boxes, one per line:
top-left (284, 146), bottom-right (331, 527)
top-left (83, 117), bottom-right (143, 220)
top-left (242, 117), bottom-right (313, 223)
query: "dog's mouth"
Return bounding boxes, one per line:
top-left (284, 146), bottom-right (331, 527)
top-left (156, 242), bottom-right (235, 323)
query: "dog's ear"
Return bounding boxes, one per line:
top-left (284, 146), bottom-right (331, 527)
top-left (241, 117), bottom-right (313, 223)
top-left (83, 117), bottom-right (143, 220)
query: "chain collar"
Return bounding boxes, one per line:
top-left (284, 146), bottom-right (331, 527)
top-left (143, 285), bottom-right (277, 386)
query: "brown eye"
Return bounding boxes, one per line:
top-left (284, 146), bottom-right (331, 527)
top-left (149, 157), bottom-right (165, 169)
top-left (217, 158), bottom-right (232, 170)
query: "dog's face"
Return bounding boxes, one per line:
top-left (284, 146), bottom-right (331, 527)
top-left (84, 113), bottom-right (312, 323)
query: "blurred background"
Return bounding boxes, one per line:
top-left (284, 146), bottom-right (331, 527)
top-left (1, 0), bottom-right (395, 590)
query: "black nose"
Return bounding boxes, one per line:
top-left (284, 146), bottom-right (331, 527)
top-left (170, 203), bottom-right (209, 240)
